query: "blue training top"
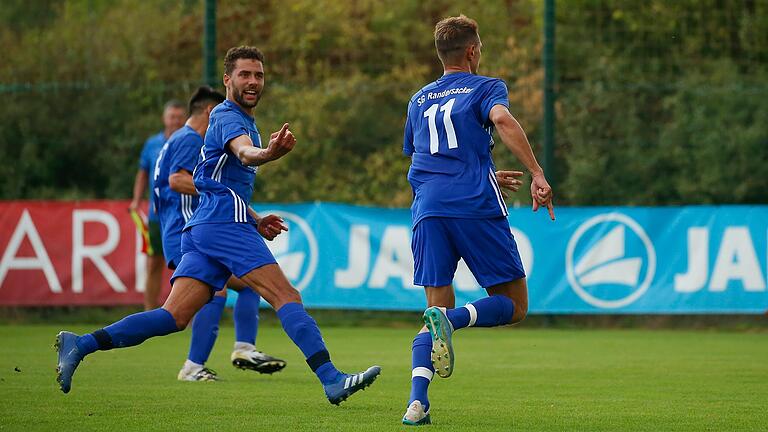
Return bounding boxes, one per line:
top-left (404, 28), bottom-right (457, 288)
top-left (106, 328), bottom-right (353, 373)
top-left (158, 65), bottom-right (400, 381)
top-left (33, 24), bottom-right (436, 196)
top-left (186, 99), bottom-right (261, 228)
top-left (139, 131), bottom-right (166, 221)
top-left (152, 125), bottom-right (203, 266)
top-left (403, 72), bottom-right (510, 227)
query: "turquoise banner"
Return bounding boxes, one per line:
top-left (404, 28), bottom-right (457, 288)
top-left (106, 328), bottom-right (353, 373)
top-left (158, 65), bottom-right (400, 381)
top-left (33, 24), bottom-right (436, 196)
top-left (231, 203), bottom-right (768, 314)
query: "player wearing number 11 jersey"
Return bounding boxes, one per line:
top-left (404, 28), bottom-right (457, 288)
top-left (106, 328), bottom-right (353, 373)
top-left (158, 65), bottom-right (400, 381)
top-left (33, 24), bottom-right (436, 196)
top-left (404, 64), bottom-right (510, 226)
top-left (401, 15), bottom-right (556, 425)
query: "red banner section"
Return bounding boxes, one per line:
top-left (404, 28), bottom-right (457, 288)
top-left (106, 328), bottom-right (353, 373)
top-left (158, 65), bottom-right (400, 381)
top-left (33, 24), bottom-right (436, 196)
top-left (0, 201), bottom-right (171, 306)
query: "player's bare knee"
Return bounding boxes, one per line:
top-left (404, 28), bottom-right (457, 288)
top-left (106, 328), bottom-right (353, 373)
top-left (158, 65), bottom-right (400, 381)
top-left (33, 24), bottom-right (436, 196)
top-left (175, 311), bottom-right (196, 330)
top-left (163, 306), bottom-right (194, 330)
top-left (175, 318), bottom-right (189, 330)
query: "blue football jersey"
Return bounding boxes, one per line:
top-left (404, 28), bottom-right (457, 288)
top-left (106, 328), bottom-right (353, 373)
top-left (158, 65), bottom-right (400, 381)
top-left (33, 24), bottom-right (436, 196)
top-left (403, 72), bottom-right (510, 226)
top-left (185, 99), bottom-right (261, 228)
top-left (152, 125), bottom-right (202, 265)
top-left (139, 131), bottom-right (166, 221)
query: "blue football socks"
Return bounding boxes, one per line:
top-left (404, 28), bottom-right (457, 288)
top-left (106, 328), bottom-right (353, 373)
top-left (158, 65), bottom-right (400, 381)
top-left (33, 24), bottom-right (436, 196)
top-left (234, 288), bottom-right (260, 345)
top-left (76, 308), bottom-right (179, 355)
top-left (277, 302), bottom-right (341, 385)
top-left (187, 295), bottom-right (226, 364)
top-left (445, 295), bottom-right (515, 330)
top-left (408, 332), bottom-right (434, 411)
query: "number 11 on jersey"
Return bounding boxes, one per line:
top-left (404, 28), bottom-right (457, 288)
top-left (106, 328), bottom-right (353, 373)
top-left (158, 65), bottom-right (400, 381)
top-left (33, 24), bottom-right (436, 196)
top-left (423, 98), bottom-right (458, 154)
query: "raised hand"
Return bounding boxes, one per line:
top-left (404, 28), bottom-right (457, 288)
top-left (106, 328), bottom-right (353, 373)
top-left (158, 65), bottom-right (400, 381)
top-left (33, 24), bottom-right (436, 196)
top-left (257, 214), bottom-right (289, 240)
top-left (531, 173), bottom-right (555, 221)
top-left (265, 123), bottom-right (296, 162)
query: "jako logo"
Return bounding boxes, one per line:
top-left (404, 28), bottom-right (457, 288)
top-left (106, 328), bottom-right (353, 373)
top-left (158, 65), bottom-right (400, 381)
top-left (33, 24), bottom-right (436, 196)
top-left (261, 210), bottom-right (318, 292)
top-left (565, 213), bottom-right (656, 309)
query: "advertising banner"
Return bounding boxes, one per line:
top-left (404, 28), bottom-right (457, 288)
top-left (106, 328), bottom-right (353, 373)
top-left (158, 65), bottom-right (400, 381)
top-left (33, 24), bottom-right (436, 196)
top-left (0, 201), bottom-right (169, 306)
top-left (1, 201), bottom-right (767, 313)
top-left (252, 203), bottom-right (768, 314)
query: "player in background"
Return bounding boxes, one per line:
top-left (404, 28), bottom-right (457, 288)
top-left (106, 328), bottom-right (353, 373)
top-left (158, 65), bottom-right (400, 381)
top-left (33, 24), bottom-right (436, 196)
top-left (56, 46), bottom-right (380, 406)
top-left (400, 15), bottom-right (555, 425)
top-left (130, 100), bottom-right (186, 310)
top-left (152, 86), bottom-right (285, 381)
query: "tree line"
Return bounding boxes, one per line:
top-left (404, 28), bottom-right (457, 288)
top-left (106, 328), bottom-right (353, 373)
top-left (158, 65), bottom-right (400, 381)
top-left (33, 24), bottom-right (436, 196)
top-left (1, 0), bottom-right (765, 206)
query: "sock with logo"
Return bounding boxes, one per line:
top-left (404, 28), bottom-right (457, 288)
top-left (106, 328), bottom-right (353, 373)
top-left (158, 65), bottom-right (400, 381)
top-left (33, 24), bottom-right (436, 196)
top-left (234, 288), bottom-right (260, 345)
top-left (76, 308), bottom-right (180, 355)
top-left (445, 295), bottom-right (515, 330)
top-left (277, 302), bottom-right (342, 385)
top-left (408, 332), bottom-right (434, 411)
top-left (187, 295), bottom-right (226, 364)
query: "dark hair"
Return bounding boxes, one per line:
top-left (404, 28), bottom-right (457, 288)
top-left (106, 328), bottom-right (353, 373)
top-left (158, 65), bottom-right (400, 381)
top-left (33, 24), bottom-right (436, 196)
top-left (224, 46), bottom-right (265, 75)
top-left (188, 86), bottom-right (225, 115)
top-left (163, 99), bottom-right (186, 112)
top-left (434, 15), bottom-right (480, 64)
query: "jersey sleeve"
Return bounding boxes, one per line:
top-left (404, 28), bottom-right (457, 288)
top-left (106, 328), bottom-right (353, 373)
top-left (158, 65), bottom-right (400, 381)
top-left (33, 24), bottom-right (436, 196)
top-left (403, 101), bottom-right (415, 156)
top-left (217, 111), bottom-right (250, 149)
top-left (138, 138), bottom-right (153, 171)
top-left (170, 135), bottom-right (203, 174)
top-left (479, 80), bottom-right (510, 125)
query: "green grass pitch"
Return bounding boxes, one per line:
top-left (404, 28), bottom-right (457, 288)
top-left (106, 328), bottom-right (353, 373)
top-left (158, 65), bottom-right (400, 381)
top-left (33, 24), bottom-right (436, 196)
top-left (0, 324), bottom-right (766, 431)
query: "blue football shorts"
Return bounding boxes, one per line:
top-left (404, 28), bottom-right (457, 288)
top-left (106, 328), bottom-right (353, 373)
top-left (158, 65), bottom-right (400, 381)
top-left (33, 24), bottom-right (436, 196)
top-left (170, 222), bottom-right (277, 290)
top-left (412, 216), bottom-right (526, 288)
top-left (164, 237), bottom-right (182, 270)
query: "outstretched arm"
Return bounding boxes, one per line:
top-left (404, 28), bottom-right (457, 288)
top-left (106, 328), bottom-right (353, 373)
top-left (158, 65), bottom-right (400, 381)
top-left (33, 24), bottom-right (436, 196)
top-left (489, 105), bottom-right (555, 220)
top-left (228, 123), bottom-right (296, 167)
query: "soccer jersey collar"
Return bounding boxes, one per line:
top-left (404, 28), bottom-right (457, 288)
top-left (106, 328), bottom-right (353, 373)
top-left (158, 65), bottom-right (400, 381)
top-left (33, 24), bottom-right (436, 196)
top-left (223, 99), bottom-right (255, 121)
top-left (438, 71), bottom-right (472, 82)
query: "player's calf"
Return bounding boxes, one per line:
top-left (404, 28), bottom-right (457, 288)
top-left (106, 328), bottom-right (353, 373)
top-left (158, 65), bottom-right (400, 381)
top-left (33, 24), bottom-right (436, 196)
top-left (486, 278), bottom-right (528, 325)
top-left (54, 279), bottom-right (216, 394)
top-left (239, 263), bottom-right (302, 310)
top-left (162, 277), bottom-right (216, 329)
top-left (240, 265), bottom-right (381, 403)
top-left (441, 294), bottom-right (515, 331)
top-left (510, 295), bottom-right (528, 324)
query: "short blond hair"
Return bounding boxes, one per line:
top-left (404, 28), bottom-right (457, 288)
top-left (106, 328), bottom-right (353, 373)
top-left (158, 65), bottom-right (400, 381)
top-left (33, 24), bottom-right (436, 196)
top-left (434, 15), bottom-right (480, 64)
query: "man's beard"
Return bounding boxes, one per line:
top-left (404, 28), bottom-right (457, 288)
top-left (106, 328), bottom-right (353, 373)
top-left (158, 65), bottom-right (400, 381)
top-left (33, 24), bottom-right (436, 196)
top-left (233, 87), bottom-right (261, 108)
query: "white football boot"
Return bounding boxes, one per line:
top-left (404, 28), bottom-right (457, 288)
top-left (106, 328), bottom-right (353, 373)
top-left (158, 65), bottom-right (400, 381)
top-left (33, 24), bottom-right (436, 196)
top-left (402, 400), bottom-right (431, 426)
